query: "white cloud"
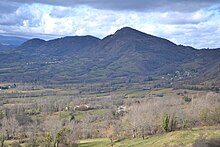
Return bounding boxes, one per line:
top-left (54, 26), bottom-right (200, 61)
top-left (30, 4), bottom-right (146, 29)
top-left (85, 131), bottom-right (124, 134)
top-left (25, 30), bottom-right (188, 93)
top-left (4, 0), bottom-right (220, 12)
top-left (0, 3), bottom-right (220, 48)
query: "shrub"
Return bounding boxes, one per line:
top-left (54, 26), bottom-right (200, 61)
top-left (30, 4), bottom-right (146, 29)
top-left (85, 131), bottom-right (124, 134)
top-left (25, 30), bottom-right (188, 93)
top-left (0, 135), bottom-right (5, 147)
top-left (199, 108), bottom-right (210, 124)
top-left (162, 113), bottom-right (170, 132)
top-left (169, 113), bottom-right (178, 131)
top-left (210, 107), bottom-right (220, 124)
top-left (183, 96), bottom-right (192, 102)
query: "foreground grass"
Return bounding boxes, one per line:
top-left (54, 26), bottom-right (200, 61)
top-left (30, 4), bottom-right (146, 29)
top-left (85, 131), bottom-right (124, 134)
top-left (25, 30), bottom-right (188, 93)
top-left (80, 138), bottom-right (110, 147)
top-left (79, 126), bottom-right (220, 147)
top-left (4, 126), bottom-right (220, 146)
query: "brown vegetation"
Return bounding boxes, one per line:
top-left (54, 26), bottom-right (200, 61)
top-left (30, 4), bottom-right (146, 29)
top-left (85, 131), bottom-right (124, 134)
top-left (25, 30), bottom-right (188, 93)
top-left (0, 84), bottom-right (219, 146)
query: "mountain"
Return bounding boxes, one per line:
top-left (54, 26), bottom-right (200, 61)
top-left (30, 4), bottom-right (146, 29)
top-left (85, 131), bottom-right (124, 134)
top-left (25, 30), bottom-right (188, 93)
top-left (0, 43), bottom-right (16, 50)
top-left (0, 27), bottom-right (220, 85)
top-left (195, 49), bottom-right (220, 85)
top-left (0, 35), bottom-right (28, 46)
top-left (16, 38), bottom-right (46, 53)
top-left (36, 35), bottom-right (100, 56)
top-left (84, 27), bottom-right (197, 77)
top-left (16, 36), bottom-right (100, 57)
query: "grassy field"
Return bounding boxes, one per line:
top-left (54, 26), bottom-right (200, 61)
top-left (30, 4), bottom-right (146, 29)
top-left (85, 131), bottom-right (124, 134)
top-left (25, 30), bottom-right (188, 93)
top-left (3, 125), bottom-right (220, 146)
top-left (79, 126), bottom-right (220, 147)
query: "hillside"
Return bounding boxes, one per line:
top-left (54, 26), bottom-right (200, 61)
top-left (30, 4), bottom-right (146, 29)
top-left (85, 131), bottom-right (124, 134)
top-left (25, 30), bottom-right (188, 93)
top-left (0, 27), bottom-right (220, 85)
top-left (82, 27), bottom-right (197, 80)
top-left (79, 126), bottom-right (220, 147)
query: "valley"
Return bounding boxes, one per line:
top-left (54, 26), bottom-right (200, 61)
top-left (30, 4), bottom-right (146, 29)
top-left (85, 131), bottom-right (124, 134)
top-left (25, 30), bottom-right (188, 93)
top-left (0, 27), bottom-right (219, 146)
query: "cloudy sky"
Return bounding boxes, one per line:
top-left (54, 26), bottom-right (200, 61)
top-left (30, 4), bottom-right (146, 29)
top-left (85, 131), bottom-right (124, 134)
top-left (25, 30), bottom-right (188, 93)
top-left (0, 0), bottom-right (220, 48)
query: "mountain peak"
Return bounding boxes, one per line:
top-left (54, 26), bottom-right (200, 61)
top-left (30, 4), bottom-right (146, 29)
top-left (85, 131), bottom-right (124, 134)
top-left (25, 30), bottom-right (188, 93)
top-left (28, 38), bottom-right (45, 42)
top-left (115, 27), bottom-right (140, 34)
top-left (17, 38), bottom-right (46, 51)
top-left (116, 27), bottom-right (136, 31)
top-left (114, 27), bottom-right (154, 39)
top-left (22, 38), bottom-right (46, 45)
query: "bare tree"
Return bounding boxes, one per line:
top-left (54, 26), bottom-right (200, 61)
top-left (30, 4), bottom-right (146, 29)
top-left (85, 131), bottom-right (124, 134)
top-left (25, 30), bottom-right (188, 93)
top-left (43, 116), bottom-right (63, 147)
top-left (1, 116), bottom-right (19, 140)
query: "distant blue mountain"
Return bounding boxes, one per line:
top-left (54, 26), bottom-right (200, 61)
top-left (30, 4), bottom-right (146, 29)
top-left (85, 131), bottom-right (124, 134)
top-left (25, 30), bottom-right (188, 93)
top-left (0, 43), bottom-right (16, 50)
top-left (0, 35), bottom-right (28, 46)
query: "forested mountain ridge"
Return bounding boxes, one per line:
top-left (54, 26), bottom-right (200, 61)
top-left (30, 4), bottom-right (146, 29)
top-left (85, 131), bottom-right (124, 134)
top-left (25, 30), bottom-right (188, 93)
top-left (0, 27), bottom-right (220, 85)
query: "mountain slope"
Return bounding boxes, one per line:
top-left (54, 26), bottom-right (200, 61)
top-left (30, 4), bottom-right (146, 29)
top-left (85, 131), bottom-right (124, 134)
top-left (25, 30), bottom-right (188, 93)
top-left (37, 35), bottom-right (100, 56)
top-left (81, 27), bottom-right (197, 79)
top-left (16, 38), bottom-right (46, 53)
top-left (0, 27), bottom-right (220, 85)
top-left (16, 36), bottom-right (100, 57)
top-left (196, 49), bottom-right (220, 85)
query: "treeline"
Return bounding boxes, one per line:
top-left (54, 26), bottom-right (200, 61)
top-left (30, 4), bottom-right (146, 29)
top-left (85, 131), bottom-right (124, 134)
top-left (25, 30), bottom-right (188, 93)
top-left (174, 85), bottom-right (220, 93)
